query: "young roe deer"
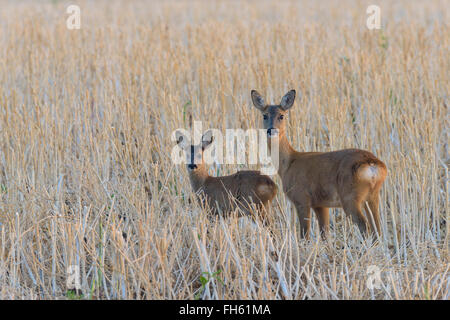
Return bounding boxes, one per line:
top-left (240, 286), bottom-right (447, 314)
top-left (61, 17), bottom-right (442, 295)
top-left (251, 89), bottom-right (387, 239)
top-left (175, 130), bottom-right (278, 224)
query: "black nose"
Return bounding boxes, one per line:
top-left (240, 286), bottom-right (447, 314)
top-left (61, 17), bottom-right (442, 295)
top-left (188, 164), bottom-right (197, 170)
top-left (267, 128), bottom-right (276, 136)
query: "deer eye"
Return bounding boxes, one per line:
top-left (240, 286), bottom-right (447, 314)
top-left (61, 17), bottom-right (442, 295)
top-left (263, 114), bottom-right (268, 120)
top-left (279, 115), bottom-right (284, 120)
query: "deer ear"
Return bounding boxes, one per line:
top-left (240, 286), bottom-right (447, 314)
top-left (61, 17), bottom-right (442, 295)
top-left (174, 130), bottom-right (189, 149)
top-left (201, 130), bottom-right (214, 150)
top-left (280, 90), bottom-right (296, 110)
top-left (251, 90), bottom-right (266, 111)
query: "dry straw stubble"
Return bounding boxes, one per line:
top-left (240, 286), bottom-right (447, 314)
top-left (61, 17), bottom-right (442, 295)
top-left (0, 0), bottom-right (448, 299)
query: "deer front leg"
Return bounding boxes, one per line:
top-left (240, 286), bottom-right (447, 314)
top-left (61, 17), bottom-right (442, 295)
top-left (313, 207), bottom-right (330, 239)
top-left (294, 203), bottom-right (311, 239)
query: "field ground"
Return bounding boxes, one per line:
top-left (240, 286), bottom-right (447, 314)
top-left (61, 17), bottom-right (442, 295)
top-left (0, 0), bottom-right (448, 299)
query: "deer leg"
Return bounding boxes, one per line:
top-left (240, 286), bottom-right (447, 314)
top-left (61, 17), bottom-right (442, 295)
top-left (258, 201), bottom-right (279, 261)
top-left (313, 207), bottom-right (330, 239)
top-left (258, 202), bottom-right (271, 227)
top-left (243, 202), bottom-right (267, 227)
top-left (341, 200), bottom-right (368, 236)
top-left (294, 203), bottom-right (311, 239)
top-left (249, 202), bottom-right (274, 230)
top-left (365, 192), bottom-right (381, 237)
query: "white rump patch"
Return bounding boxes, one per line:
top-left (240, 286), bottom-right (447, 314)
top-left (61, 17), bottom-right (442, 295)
top-left (257, 184), bottom-right (273, 197)
top-left (359, 164), bottom-right (379, 186)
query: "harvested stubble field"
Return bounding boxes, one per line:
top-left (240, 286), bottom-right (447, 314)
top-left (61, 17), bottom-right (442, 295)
top-left (0, 0), bottom-right (448, 300)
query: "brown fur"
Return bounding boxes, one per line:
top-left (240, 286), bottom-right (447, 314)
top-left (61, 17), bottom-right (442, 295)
top-left (251, 90), bottom-right (387, 238)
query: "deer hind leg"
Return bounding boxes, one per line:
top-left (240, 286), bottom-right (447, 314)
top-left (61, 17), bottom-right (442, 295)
top-left (341, 200), bottom-right (368, 236)
top-left (313, 207), bottom-right (330, 239)
top-left (339, 182), bottom-right (372, 236)
top-left (247, 202), bottom-right (268, 227)
top-left (258, 201), bottom-right (273, 227)
top-left (365, 191), bottom-right (381, 237)
top-left (241, 200), bottom-right (268, 228)
top-left (257, 201), bottom-right (278, 242)
top-left (294, 203), bottom-right (312, 239)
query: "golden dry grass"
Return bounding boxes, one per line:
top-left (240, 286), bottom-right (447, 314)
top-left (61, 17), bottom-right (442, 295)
top-left (0, 0), bottom-right (448, 299)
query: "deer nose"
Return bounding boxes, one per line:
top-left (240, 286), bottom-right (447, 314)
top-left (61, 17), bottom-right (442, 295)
top-left (188, 164), bottom-right (197, 170)
top-left (267, 128), bottom-right (277, 137)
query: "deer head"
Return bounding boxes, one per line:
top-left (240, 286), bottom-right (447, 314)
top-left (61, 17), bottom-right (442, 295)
top-left (175, 130), bottom-right (214, 171)
top-left (251, 89), bottom-right (296, 138)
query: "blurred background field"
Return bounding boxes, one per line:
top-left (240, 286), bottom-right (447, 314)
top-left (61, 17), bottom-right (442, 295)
top-left (0, 0), bottom-right (448, 299)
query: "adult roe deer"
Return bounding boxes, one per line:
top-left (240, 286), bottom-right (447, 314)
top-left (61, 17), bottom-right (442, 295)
top-left (175, 130), bottom-right (278, 225)
top-left (251, 89), bottom-right (387, 239)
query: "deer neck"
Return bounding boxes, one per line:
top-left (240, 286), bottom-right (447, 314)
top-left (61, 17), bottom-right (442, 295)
top-left (272, 132), bottom-right (296, 177)
top-left (188, 163), bottom-right (209, 192)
